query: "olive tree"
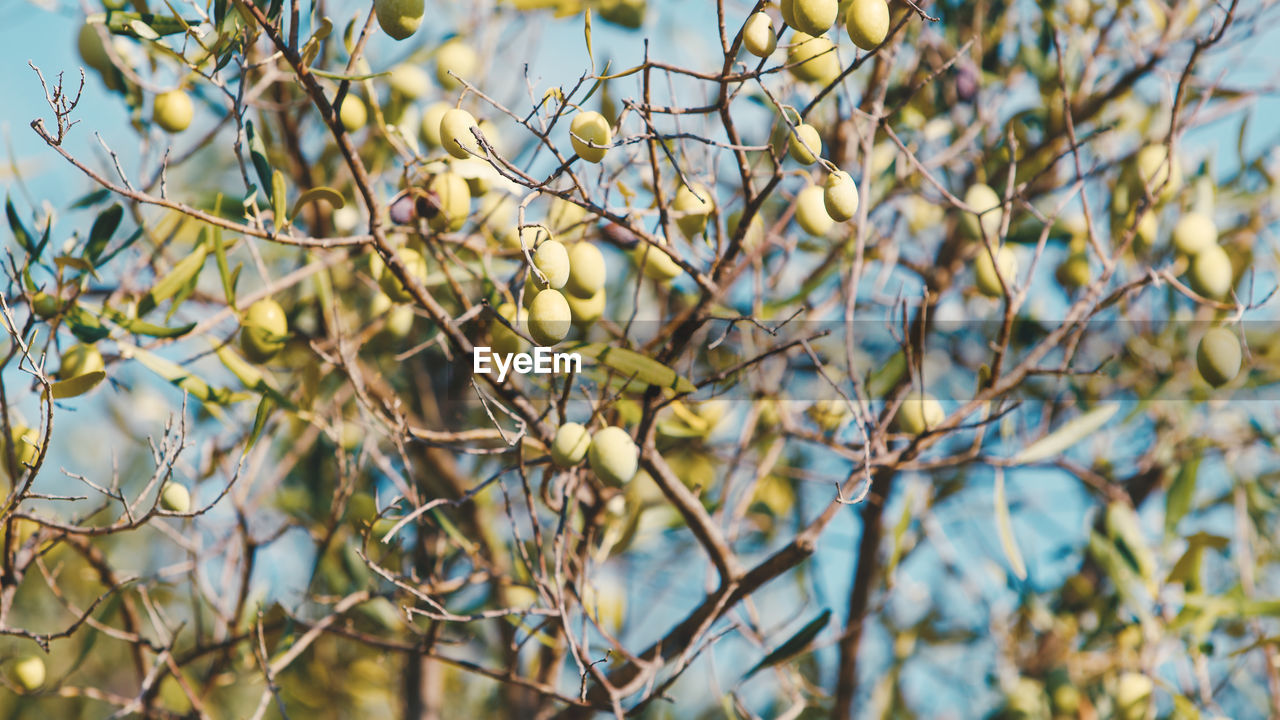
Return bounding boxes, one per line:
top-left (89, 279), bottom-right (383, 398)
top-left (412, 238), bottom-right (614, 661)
top-left (3, 0), bottom-right (1279, 717)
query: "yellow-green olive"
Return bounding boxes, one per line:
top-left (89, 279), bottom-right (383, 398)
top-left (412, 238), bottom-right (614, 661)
top-left (1196, 326), bottom-right (1242, 387)
top-left (239, 298), bottom-right (289, 363)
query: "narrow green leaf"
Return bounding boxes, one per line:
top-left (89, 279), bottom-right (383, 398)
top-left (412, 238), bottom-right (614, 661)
top-left (212, 225), bottom-right (236, 307)
top-left (66, 305), bottom-right (110, 342)
top-left (95, 10), bottom-right (202, 36)
top-left (127, 18), bottom-right (160, 40)
top-left (247, 394), bottom-right (274, 451)
top-left (1165, 455), bottom-right (1200, 535)
top-left (994, 470), bottom-right (1026, 580)
top-left (310, 68), bottom-right (392, 82)
top-left (1106, 501), bottom-right (1156, 592)
top-left (291, 186), bottom-right (345, 217)
top-left (572, 343), bottom-right (696, 394)
top-left (216, 344), bottom-right (265, 390)
top-left (1010, 403), bottom-right (1120, 465)
top-left (54, 255), bottom-right (97, 274)
top-left (584, 8), bottom-right (594, 73)
top-left (138, 243), bottom-right (208, 316)
top-left (121, 343), bottom-right (232, 420)
top-left (70, 188), bottom-right (112, 209)
top-left (85, 203), bottom-right (123, 263)
top-left (742, 609), bottom-right (831, 679)
top-left (50, 371), bottom-right (106, 399)
top-left (6, 196), bottom-right (35, 256)
top-left (866, 350), bottom-right (906, 398)
top-left (246, 121), bottom-right (272, 198)
top-left (271, 169), bottom-right (288, 227)
top-left (110, 312), bottom-right (197, 338)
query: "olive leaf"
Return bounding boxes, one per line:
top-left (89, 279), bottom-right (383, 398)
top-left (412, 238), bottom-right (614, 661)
top-left (49, 371), bottom-right (107, 399)
top-left (866, 350), bottom-right (906, 398)
top-left (246, 121), bottom-right (273, 198)
top-left (246, 394), bottom-right (274, 451)
top-left (6, 195), bottom-right (37, 258)
top-left (1165, 454), bottom-right (1200, 535)
top-left (84, 203), bottom-right (123, 263)
top-left (138, 242), bottom-right (209, 317)
top-left (571, 343), bottom-right (696, 394)
top-left (583, 8), bottom-right (594, 73)
top-left (742, 609), bottom-right (831, 679)
top-left (66, 305), bottom-right (110, 343)
top-left (1009, 403), bottom-right (1120, 465)
top-left (120, 343), bottom-right (235, 420)
top-left (271, 169), bottom-right (289, 228)
top-left (291, 186), bottom-right (345, 218)
top-left (994, 469), bottom-right (1027, 580)
top-left (102, 307), bottom-right (196, 339)
top-left (216, 343), bottom-right (266, 391)
top-left (94, 11), bottom-right (202, 37)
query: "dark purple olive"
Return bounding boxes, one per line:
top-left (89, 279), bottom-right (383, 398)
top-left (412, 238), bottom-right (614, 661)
top-left (389, 191), bottom-right (417, 225)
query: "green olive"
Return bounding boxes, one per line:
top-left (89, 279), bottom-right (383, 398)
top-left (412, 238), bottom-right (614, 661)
top-left (1056, 251), bottom-right (1091, 290)
top-left (635, 238), bottom-right (682, 281)
top-left (551, 423), bottom-right (592, 467)
top-left (425, 172), bottom-right (471, 232)
top-left (420, 102), bottom-right (451, 147)
top-left (77, 23), bottom-right (112, 76)
top-left (373, 248), bottom-right (428, 303)
top-left (490, 302), bottom-right (528, 356)
top-left (974, 245), bottom-right (1018, 297)
top-left (823, 171), bottom-right (860, 222)
top-left (1186, 243), bottom-right (1233, 300)
top-left (440, 108), bottom-right (480, 160)
top-left (8, 655), bottom-right (44, 692)
top-left (58, 343), bottom-right (105, 380)
top-left (792, 0), bottom-right (838, 37)
top-left (532, 239), bottom-right (571, 290)
top-left (435, 37), bottom-right (477, 89)
top-left (895, 392), bottom-right (943, 435)
top-left (795, 185), bottom-right (834, 236)
top-left (153, 90), bottom-right (193, 133)
top-left (962, 183), bottom-right (1003, 239)
top-left (160, 483), bottom-right (192, 513)
top-left (845, 0), bottom-right (890, 50)
top-left (598, 0), bottom-right (646, 27)
top-left (1171, 211), bottom-right (1217, 256)
top-left (807, 399), bottom-right (849, 431)
top-left (528, 289), bottom-right (571, 346)
top-left (788, 123), bottom-right (823, 165)
top-left (673, 183), bottom-right (714, 238)
top-left (566, 287), bottom-right (605, 325)
top-left (1, 425), bottom-right (40, 478)
top-left (588, 426), bottom-right (638, 485)
top-left (1196, 326), bottom-right (1242, 387)
top-left (781, 0), bottom-right (798, 26)
top-left (1115, 673), bottom-right (1152, 720)
top-left (570, 111), bottom-right (612, 163)
top-left (239, 298), bottom-right (289, 363)
top-left (787, 32), bottom-right (841, 85)
top-left (374, 0), bottom-right (424, 40)
top-left (1129, 144), bottom-right (1181, 202)
top-left (565, 242), bottom-right (606, 298)
top-left (339, 95), bottom-right (367, 132)
top-left (31, 292), bottom-right (61, 319)
top-left (742, 12), bottom-right (777, 57)
top-left (388, 64), bottom-right (431, 99)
